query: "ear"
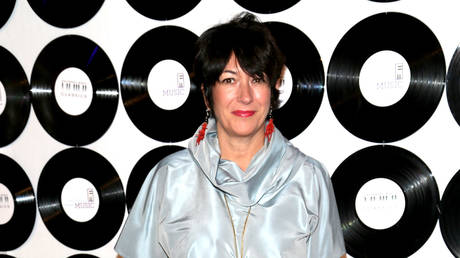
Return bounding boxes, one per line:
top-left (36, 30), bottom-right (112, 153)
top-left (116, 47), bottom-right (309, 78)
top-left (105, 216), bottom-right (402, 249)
top-left (201, 84), bottom-right (210, 109)
top-left (275, 78), bottom-right (282, 90)
top-left (276, 65), bottom-right (286, 90)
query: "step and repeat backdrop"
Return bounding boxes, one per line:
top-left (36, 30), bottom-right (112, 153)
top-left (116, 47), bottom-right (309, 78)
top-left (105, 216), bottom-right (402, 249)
top-left (1, 0), bottom-right (460, 257)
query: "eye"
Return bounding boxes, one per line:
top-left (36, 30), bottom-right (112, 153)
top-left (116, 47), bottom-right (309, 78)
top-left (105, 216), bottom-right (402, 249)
top-left (251, 76), bottom-right (266, 84)
top-left (220, 78), bottom-right (235, 84)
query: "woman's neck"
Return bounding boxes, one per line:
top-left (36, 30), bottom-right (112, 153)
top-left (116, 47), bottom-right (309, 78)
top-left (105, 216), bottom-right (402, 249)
top-left (217, 128), bottom-right (265, 172)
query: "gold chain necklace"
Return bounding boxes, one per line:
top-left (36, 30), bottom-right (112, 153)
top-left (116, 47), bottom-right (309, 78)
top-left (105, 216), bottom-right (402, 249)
top-left (224, 194), bottom-right (252, 258)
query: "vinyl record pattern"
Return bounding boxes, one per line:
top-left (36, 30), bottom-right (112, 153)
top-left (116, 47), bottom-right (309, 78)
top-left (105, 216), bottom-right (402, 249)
top-left (0, 154), bottom-right (36, 251)
top-left (440, 169), bottom-right (460, 257)
top-left (234, 0), bottom-right (300, 14)
top-left (126, 145), bottom-right (184, 212)
top-left (121, 25), bottom-right (204, 142)
top-left (37, 148), bottom-right (125, 251)
top-left (27, 0), bottom-right (104, 28)
top-left (446, 45), bottom-right (460, 127)
top-left (0, 46), bottom-right (30, 147)
top-left (31, 34), bottom-right (118, 146)
top-left (327, 12), bottom-right (445, 143)
top-left (0, 0), bottom-right (15, 29)
top-left (265, 21), bottom-right (324, 139)
top-left (331, 145), bottom-right (439, 258)
top-left (125, 0), bottom-right (200, 20)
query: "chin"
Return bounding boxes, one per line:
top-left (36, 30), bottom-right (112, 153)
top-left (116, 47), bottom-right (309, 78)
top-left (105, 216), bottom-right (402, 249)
top-left (232, 124), bottom-right (264, 138)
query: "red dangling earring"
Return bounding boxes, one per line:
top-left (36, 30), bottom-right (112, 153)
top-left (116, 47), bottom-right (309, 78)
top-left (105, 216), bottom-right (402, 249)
top-left (264, 108), bottom-right (274, 142)
top-left (196, 109), bottom-right (210, 145)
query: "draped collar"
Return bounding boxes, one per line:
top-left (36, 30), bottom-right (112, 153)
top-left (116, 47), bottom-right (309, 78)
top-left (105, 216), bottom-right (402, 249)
top-left (189, 118), bottom-right (294, 207)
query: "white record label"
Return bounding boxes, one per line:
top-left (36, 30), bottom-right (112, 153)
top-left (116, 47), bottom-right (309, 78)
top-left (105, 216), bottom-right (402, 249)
top-left (0, 81), bottom-right (6, 116)
top-left (61, 177), bottom-right (100, 223)
top-left (54, 67), bottom-right (93, 116)
top-left (0, 183), bottom-right (14, 225)
top-left (278, 65), bottom-right (293, 109)
top-left (355, 178), bottom-right (406, 230)
top-left (359, 50), bottom-right (411, 107)
top-left (148, 59), bottom-right (191, 110)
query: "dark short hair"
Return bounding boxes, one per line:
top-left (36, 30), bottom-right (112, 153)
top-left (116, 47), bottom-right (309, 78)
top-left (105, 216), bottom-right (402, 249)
top-left (193, 12), bottom-right (285, 113)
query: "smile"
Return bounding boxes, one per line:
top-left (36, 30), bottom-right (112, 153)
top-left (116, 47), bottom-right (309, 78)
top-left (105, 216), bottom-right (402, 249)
top-left (232, 110), bottom-right (255, 117)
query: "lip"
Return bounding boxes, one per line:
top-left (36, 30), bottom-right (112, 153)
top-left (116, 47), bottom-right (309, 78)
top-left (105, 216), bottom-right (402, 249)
top-left (232, 110), bottom-right (255, 117)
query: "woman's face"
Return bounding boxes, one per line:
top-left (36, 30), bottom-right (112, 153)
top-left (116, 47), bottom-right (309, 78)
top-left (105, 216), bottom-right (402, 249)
top-left (210, 53), bottom-right (272, 141)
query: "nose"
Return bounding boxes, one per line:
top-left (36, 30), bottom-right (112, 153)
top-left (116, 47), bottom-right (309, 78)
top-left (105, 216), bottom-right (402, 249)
top-left (238, 77), bottom-right (253, 104)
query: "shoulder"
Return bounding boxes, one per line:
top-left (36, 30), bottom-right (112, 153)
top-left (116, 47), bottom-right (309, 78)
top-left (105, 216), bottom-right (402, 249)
top-left (152, 148), bottom-right (199, 173)
top-left (285, 144), bottom-right (328, 176)
top-left (284, 144), bottom-right (332, 193)
top-left (275, 129), bottom-right (326, 173)
top-left (155, 148), bottom-right (193, 170)
top-left (137, 148), bottom-right (203, 203)
top-left (142, 148), bottom-right (198, 186)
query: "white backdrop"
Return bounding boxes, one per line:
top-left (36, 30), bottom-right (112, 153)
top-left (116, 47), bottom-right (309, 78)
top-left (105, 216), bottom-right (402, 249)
top-left (1, 0), bottom-right (460, 257)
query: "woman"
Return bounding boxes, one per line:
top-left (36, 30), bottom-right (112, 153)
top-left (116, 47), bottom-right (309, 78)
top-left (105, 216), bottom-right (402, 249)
top-left (115, 12), bottom-right (346, 258)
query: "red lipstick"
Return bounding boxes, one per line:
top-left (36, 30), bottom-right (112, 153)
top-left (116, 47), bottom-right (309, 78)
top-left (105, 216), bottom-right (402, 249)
top-left (232, 110), bottom-right (255, 117)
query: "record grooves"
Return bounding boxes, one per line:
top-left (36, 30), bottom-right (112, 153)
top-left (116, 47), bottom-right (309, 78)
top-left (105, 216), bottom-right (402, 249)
top-left (331, 145), bottom-right (439, 258)
top-left (234, 0), bottom-right (300, 14)
top-left (27, 0), bottom-right (104, 28)
top-left (327, 12), bottom-right (445, 143)
top-left (0, 0), bottom-right (15, 29)
top-left (31, 34), bottom-right (118, 146)
top-left (121, 25), bottom-right (204, 142)
top-left (0, 46), bottom-right (30, 147)
top-left (446, 45), bottom-right (460, 127)
top-left (265, 21), bottom-right (324, 139)
top-left (440, 169), bottom-right (460, 257)
top-left (126, 0), bottom-right (201, 21)
top-left (0, 154), bottom-right (36, 251)
top-left (37, 148), bottom-right (125, 251)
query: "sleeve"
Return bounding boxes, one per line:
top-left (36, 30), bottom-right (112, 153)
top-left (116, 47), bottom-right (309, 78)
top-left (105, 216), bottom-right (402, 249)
top-left (305, 160), bottom-right (346, 258)
top-left (115, 165), bottom-right (168, 258)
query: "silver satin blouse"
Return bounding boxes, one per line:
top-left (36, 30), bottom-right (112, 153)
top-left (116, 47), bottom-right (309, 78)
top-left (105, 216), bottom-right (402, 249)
top-left (115, 118), bottom-right (346, 257)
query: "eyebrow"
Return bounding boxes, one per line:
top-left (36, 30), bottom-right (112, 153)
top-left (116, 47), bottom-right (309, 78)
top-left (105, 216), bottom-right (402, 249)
top-left (222, 69), bottom-right (237, 74)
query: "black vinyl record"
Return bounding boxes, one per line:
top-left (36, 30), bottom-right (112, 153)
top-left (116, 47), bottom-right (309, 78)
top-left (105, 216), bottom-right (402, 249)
top-left (0, 154), bottom-right (36, 251)
top-left (0, 0), bottom-right (15, 29)
top-left (446, 46), bottom-right (460, 127)
top-left (265, 21), bottom-right (324, 140)
top-left (126, 145), bottom-right (184, 212)
top-left (31, 35), bottom-right (118, 146)
top-left (440, 169), bottom-right (460, 257)
top-left (327, 12), bottom-right (445, 143)
top-left (125, 0), bottom-right (200, 20)
top-left (331, 145), bottom-right (439, 258)
top-left (0, 46), bottom-right (30, 147)
top-left (67, 255), bottom-right (98, 258)
top-left (27, 0), bottom-right (104, 28)
top-left (37, 148), bottom-right (125, 251)
top-left (121, 26), bottom-right (204, 142)
top-left (234, 0), bottom-right (300, 14)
